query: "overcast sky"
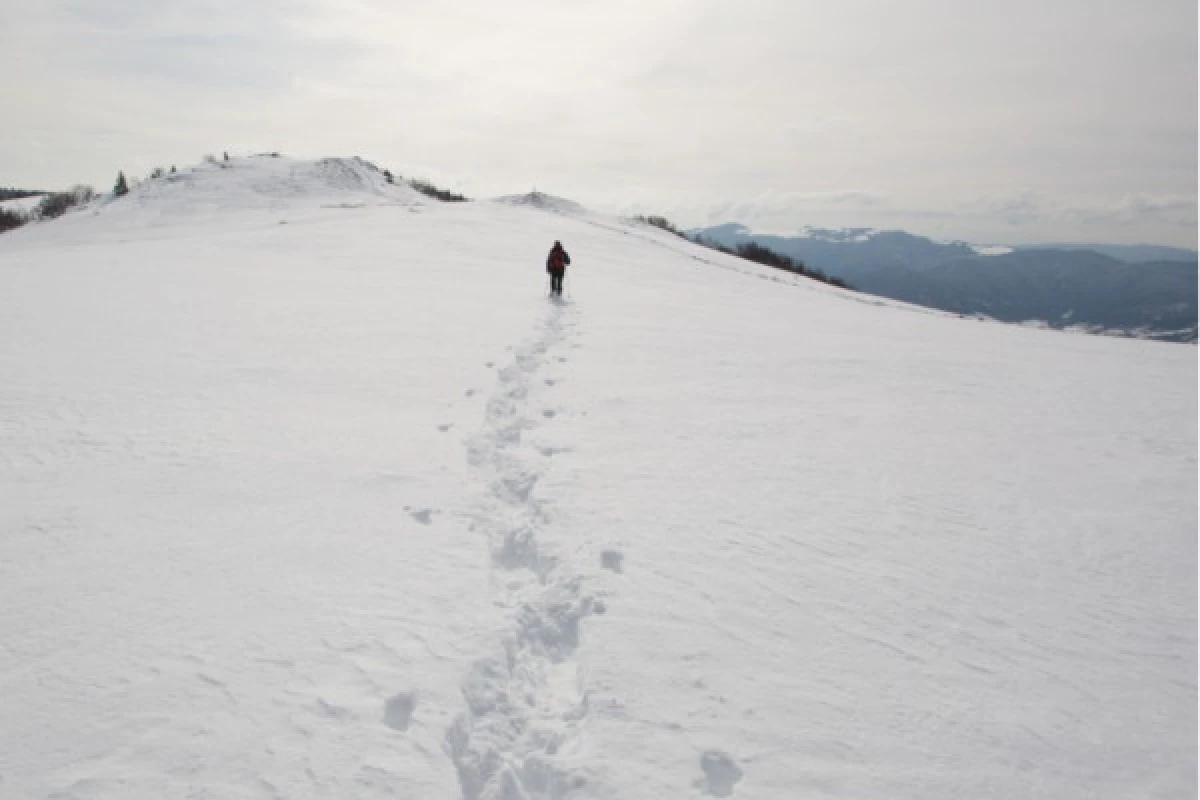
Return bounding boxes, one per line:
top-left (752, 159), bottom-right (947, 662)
top-left (3, 0), bottom-right (1196, 246)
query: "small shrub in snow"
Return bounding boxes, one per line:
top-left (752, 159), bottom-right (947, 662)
top-left (732, 241), bottom-right (851, 289)
top-left (0, 207), bottom-right (25, 233)
top-left (635, 214), bottom-right (687, 238)
top-left (39, 187), bottom-right (91, 217)
top-left (410, 179), bottom-right (468, 202)
top-left (36, 186), bottom-right (94, 219)
top-left (114, 171), bottom-right (129, 197)
top-left (637, 213), bottom-right (852, 290)
top-left (692, 235), bottom-right (734, 255)
top-left (0, 188), bottom-right (45, 201)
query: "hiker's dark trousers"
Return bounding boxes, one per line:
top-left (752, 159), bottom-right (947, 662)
top-left (549, 268), bottom-right (564, 294)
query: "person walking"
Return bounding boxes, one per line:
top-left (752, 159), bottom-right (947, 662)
top-left (546, 240), bottom-right (570, 297)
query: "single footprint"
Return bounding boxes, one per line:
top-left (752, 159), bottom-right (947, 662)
top-left (437, 423), bottom-right (453, 432)
top-left (698, 750), bottom-right (743, 797)
top-left (465, 388), bottom-right (477, 397)
top-left (408, 508), bottom-right (434, 525)
top-left (382, 691), bottom-right (416, 732)
top-left (600, 549), bottom-right (624, 573)
top-left (542, 409), bottom-right (557, 418)
top-left (545, 379), bottom-right (556, 386)
top-left (315, 697), bottom-right (352, 721)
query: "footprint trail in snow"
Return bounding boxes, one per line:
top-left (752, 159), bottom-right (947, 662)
top-left (445, 301), bottom-right (601, 800)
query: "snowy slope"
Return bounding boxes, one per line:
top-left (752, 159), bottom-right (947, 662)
top-left (0, 195), bottom-right (45, 215)
top-left (0, 158), bottom-right (1194, 800)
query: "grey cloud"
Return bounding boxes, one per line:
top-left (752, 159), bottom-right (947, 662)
top-left (0, 0), bottom-right (1193, 247)
top-left (772, 190), bottom-right (886, 209)
top-left (654, 187), bottom-right (1196, 247)
top-left (57, 0), bottom-right (355, 91)
top-left (974, 190), bottom-right (1198, 229)
top-left (988, 192), bottom-right (1044, 227)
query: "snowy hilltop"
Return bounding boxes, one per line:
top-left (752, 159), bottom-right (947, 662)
top-left (0, 156), bottom-right (1195, 799)
top-left (495, 190), bottom-right (590, 216)
top-left (102, 154), bottom-right (425, 220)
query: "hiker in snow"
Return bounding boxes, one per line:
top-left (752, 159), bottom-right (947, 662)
top-left (546, 240), bottom-right (570, 296)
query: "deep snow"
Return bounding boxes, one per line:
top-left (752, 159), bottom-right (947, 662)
top-left (0, 156), bottom-right (1194, 799)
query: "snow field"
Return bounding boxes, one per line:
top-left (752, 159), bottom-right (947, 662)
top-left (551, 247), bottom-right (1196, 797)
top-left (0, 196), bottom-right (545, 798)
top-left (0, 157), bottom-right (1194, 799)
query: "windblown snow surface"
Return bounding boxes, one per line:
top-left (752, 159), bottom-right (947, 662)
top-left (0, 156), bottom-right (1195, 800)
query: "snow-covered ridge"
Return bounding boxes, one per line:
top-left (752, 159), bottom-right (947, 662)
top-left (795, 225), bottom-right (880, 243)
top-left (969, 244), bottom-right (1013, 256)
top-left (93, 155), bottom-right (425, 218)
top-left (494, 191), bottom-right (588, 216)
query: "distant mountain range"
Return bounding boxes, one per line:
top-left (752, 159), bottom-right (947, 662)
top-left (1015, 243), bottom-right (1199, 264)
top-left (691, 224), bottom-right (1197, 342)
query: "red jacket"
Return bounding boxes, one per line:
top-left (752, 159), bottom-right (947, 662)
top-left (546, 245), bottom-right (570, 272)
